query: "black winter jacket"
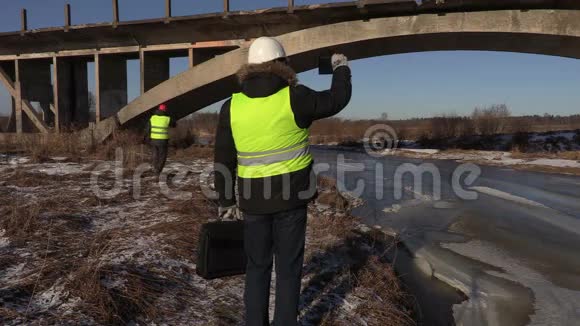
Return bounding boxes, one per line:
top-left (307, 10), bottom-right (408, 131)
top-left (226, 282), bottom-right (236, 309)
top-left (214, 63), bottom-right (352, 214)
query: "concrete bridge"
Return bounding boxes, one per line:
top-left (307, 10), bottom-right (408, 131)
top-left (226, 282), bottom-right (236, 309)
top-left (0, 0), bottom-right (579, 139)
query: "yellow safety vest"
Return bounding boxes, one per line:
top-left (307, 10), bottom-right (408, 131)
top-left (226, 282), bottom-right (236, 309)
top-left (230, 86), bottom-right (312, 179)
top-left (150, 115), bottom-right (171, 140)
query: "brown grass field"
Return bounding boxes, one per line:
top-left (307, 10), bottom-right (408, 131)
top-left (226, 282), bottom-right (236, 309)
top-left (0, 136), bottom-right (415, 325)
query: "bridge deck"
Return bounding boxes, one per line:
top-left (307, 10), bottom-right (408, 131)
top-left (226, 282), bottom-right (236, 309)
top-left (1, 0), bottom-right (579, 58)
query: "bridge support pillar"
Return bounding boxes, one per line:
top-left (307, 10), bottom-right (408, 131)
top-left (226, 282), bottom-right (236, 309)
top-left (140, 51), bottom-right (170, 94)
top-left (96, 54), bottom-right (127, 122)
top-left (54, 57), bottom-right (90, 131)
top-left (17, 59), bottom-right (52, 133)
top-left (0, 61), bottom-right (16, 133)
top-left (188, 48), bottom-right (203, 69)
top-left (14, 61), bottom-right (25, 133)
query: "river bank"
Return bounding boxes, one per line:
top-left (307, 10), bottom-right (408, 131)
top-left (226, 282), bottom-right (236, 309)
top-left (0, 152), bottom-right (416, 325)
top-left (387, 148), bottom-right (580, 176)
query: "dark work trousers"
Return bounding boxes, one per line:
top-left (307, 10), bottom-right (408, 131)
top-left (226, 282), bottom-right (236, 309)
top-left (150, 139), bottom-right (168, 175)
top-left (243, 206), bottom-right (307, 326)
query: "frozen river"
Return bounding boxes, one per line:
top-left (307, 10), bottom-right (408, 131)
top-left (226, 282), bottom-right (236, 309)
top-left (313, 147), bottom-right (580, 326)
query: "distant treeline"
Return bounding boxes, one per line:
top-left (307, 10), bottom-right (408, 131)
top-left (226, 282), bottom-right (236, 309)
top-left (175, 106), bottom-right (580, 144)
top-left (3, 106), bottom-right (580, 145)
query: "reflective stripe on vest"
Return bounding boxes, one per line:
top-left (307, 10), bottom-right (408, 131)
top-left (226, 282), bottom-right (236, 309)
top-left (150, 115), bottom-right (171, 140)
top-left (230, 86), bottom-right (312, 179)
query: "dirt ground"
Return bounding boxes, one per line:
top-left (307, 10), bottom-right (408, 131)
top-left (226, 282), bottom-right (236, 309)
top-left (0, 151), bottom-right (415, 326)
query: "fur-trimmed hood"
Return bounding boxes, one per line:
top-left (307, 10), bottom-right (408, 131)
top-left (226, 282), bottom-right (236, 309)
top-left (236, 61), bottom-right (298, 87)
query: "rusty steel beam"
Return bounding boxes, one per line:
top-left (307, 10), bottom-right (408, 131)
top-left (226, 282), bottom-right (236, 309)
top-left (94, 54), bottom-right (101, 122)
top-left (52, 57), bottom-right (60, 131)
top-left (14, 60), bottom-right (21, 133)
top-left (20, 9), bottom-right (27, 34)
top-left (112, 0), bottom-right (119, 26)
top-left (165, 0), bottom-right (172, 21)
top-left (223, 0), bottom-right (229, 14)
top-left (191, 40), bottom-right (245, 48)
top-left (65, 4), bottom-right (71, 31)
top-left (0, 41), bottom-right (245, 61)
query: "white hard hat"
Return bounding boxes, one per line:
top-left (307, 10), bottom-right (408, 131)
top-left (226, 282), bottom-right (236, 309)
top-left (248, 37), bottom-right (286, 64)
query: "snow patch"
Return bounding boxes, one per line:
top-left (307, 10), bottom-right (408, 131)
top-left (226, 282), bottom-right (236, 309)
top-left (383, 204), bottom-right (401, 213)
top-left (34, 282), bottom-right (67, 310)
top-left (8, 157), bottom-right (31, 165)
top-left (0, 155), bottom-right (31, 172)
top-left (50, 157), bottom-right (69, 161)
top-left (0, 228), bottom-right (9, 248)
top-left (1, 262), bottom-right (28, 285)
top-left (470, 186), bottom-right (549, 208)
top-left (443, 240), bottom-right (580, 326)
top-left (398, 148), bottom-right (440, 154)
top-left (33, 163), bottom-right (87, 175)
top-left (394, 149), bottom-right (580, 170)
top-left (523, 159), bottom-right (580, 168)
top-left (404, 186), bottom-right (436, 202)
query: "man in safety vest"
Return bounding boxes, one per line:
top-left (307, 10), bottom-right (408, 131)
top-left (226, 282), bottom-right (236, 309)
top-left (214, 37), bottom-right (351, 325)
top-left (148, 104), bottom-right (175, 175)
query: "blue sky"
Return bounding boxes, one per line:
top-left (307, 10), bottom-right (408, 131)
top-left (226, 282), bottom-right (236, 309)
top-left (1, 0), bottom-right (579, 119)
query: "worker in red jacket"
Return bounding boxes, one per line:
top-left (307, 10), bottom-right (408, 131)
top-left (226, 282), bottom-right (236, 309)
top-left (147, 104), bottom-right (175, 175)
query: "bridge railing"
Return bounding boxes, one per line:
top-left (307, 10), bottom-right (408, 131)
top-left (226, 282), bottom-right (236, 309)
top-left (15, 0), bottom-right (430, 34)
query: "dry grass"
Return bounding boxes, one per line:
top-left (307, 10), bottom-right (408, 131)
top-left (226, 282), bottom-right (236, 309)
top-left (0, 131), bottom-right (135, 163)
top-left (172, 145), bottom-right (214, 161)
top-left (0, 157), bottom-right (414, 325)
top-left (303, 211), bottom-right (415, 326)
top-left (0, 165), bottom-right (178, 323)
top-left (315, 256), bottom-right (415, 326)
top-left (0, 201), bottom-right (42, 244)
top-left (317, 175), bottom-right (337, 190)
top-left (64, 233), bottom-right (163, 325)
top-left (510, 150), bottom-right (580, 161)
top-left (509, 164), bottom-right (580, 176)
top-left (0, 176), bottom-right (210, 324)
top-left (145, 195), bottom-right (216, 261)
top-left (350, 256), bottom-right (415, 326)
top-left (0, 133), bottom-right (86, 163)
top-left (315, 176), bottom-right (364, 217)
top-left (307, 207), bottom-right (358, 248)
top-left (1, 130), bottom-right (212, 173)
top-left (2, 168), bottom-right (89, 188)
top-left (301, 177), bottom-right (415, 325)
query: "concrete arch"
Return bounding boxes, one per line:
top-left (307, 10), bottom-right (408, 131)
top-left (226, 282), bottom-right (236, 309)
top-left (94, 9), bottom-right (580, 140)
